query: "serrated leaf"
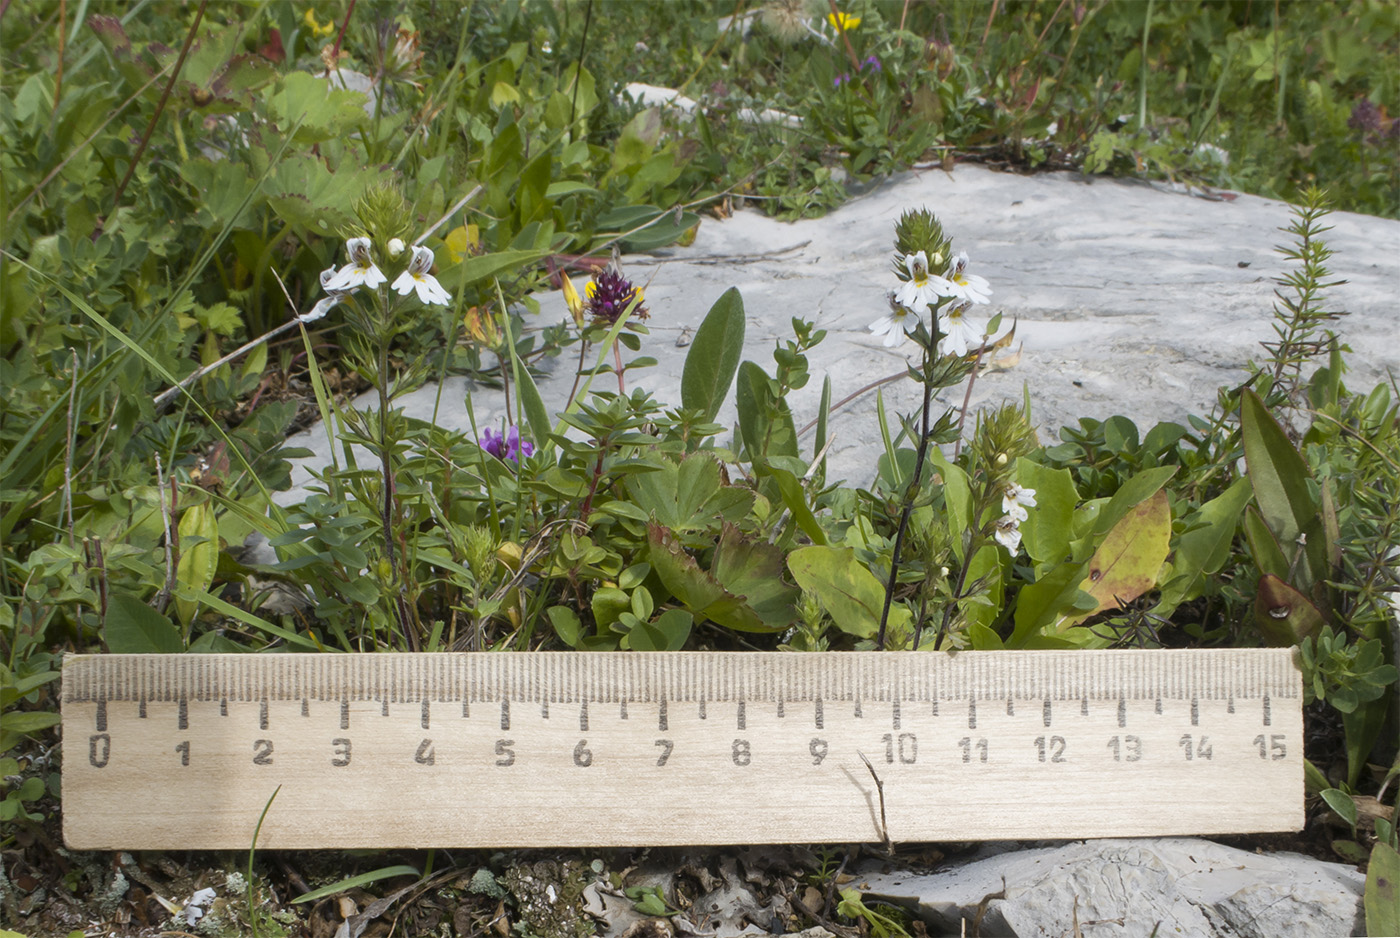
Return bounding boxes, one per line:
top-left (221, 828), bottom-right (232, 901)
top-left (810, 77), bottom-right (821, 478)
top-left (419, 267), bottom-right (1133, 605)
top-left (646, 524), bottom-right (779, 633)
top-left (625, 453), bottom-right (754, 535)
top-left (711, 524), bottom-right (797, 631)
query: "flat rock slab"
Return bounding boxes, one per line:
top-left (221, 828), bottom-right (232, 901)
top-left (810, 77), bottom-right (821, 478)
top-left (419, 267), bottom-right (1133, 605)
top-left (856, 837), bottom-right (1365, 938)
top-left (281, 165), bottom-right (1399, 496)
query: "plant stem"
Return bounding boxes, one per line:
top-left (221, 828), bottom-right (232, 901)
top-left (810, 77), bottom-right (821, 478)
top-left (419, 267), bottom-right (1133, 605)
top-left (377, 341), bottom-right (415, 650)
top-left (876, 348), bottom-right (935, 650)
top-left (108, 0), bottom-right (208, 220)
top-left (1137, 0), bottom-right (1154, 131)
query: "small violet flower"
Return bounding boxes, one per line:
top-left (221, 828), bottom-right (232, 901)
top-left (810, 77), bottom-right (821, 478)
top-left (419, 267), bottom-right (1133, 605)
top-left (862, 55), bottom-right (882, 72)
top-left (834, 73), bottom-right (852, 89)
top-left (942, 251), bottom-right (992, 305)
top-left (324, 237), bottom-right (387, 292)
top-left (392, 245), bottom-right (452, 306)
top-left (479, 425), bottom-right (534, 463)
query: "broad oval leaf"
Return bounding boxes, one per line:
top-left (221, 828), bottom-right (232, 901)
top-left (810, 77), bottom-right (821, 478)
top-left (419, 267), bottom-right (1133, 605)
top-left (681, 287), bottom-right (746, 423)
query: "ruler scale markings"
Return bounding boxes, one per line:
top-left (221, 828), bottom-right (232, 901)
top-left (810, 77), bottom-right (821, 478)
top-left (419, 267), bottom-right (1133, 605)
top-left (139, 697), bottom-right (146, 719)
top-left (62, 650), bottom-right (1304, 849)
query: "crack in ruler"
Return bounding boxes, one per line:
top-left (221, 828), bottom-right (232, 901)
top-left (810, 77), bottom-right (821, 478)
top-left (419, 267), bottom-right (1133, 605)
top-left (61, 649), bottom-right (1303, 849)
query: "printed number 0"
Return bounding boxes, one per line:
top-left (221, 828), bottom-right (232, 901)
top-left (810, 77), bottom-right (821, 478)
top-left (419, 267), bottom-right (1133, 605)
top-left (732, 739), bottom-right (751, 766)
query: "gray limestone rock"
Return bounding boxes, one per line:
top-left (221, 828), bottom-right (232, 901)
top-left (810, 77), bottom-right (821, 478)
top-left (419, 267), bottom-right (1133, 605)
top-left (856, 838), bottom-right (1365, 938)
top-left (273, 165), bottom-right (1399, 507)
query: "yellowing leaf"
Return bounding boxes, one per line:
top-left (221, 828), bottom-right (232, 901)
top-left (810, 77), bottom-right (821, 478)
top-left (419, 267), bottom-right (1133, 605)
top-left (1064, 489), bottom-right (1170, 627)
top-left (444, 224), bottom-right (478, 264)
top-left (174, 502), bottom-right (219, 626)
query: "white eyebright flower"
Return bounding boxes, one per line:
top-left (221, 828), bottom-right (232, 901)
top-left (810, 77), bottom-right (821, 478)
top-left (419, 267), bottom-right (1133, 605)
top-left (1001, 483), bottom-right (1038, 523)
top-left (993, 514), bottom-right (1023, 552)
top-left (868, 292), bottom-right (919, 348)
top-left (324, 237), bottom-right (387, 292)
top-left (392, 245), bottom-right (452, 306)
top-left (893, 250), bottom-right (952, 315)
top-left (298, 266), bottom-right (346, 323)
top-left (937, 301), bottom-right (987, 357)
top-left (942, 251), bottom-right (992, 305)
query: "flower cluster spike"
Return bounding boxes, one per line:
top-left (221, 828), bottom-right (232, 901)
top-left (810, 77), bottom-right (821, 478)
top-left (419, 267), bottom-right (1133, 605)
top-left (584, 264), bottom-right (648, 325)
top-left (891, 208), bottom-right (950, 281)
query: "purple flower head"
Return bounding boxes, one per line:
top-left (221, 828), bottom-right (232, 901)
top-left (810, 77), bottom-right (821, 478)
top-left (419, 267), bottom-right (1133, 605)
top-left (1348, 98), bottom-right (1381, 134)
top-left (833, 73), bottom-right (851, 88)
top-left (479, 425), bottom-right (534, 463)
top-left (862, 55), bottom-right (882, 72)
top-left (585, 264), bottom-right (648, 325)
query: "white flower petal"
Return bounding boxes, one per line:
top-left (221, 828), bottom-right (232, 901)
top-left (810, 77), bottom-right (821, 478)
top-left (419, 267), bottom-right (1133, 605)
top-left (993, 516), bottom-right (1023, 552)
top-left (298, 295), bottom-right (339, 323)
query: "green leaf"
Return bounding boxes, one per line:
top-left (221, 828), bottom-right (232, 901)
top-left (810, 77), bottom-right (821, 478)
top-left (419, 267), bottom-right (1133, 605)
top-left (447, 248), bottom-right (550, 291)
top-left (1241, 388), bottom-right (1325, 587)
top-left (264, 71), bottom-right (370, 144)
top-left (1243, 505), bottom-right (1290, 579)
top-left (514, 359), bottom-right (553, 460)
top-left (1365, 842), bottom-right (1400, 937)
top-left (628, 609), bottom-right (693, 651)
top-left (175, 502), bottom-right (219, 626)
top-left (293, 865), bottom-right (421, 904)
top-left (0, 711), bottom-right (61, 735)
top-left (625, 453), bottom-right (754, 534)
top-left (105, 592), bottom-right (183, 654)
top-left (646, 524), bottom-right (780, 633)
top-left (758, 463), bottom-right (827, 546)
top-left (681, 287), bottom-right (746, 422)
top-left (1253, 574), bottom-right (1325, 646)
top-left (1320, 788), bottom-right (1358, 830)
top-left (736, 361), bottom-right (798, 462)
top-left (1015, 458), bottom-right (1080, 567)
top-left (547, 606), bottom-right (582, 648)
top-left (788, 546), bottom-right (909, 640)
top-left (1156, 477), bottom-right (1253, 615)
top-left (264, 155), bottom-right (376, 232)
top-left (711, 524), bottom-right (798, 630)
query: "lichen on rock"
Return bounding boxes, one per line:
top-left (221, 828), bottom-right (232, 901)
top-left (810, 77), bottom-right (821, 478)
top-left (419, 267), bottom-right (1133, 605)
top-left (503, 860), bottom-right (597, 938)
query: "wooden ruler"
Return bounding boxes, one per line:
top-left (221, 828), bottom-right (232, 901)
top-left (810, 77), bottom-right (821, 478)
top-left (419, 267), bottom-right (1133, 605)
top-left (61, 650), bottom-right (1303, 850)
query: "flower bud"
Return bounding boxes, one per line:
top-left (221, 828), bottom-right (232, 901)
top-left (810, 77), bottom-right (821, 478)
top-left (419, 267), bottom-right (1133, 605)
top-left (561, 275), bottom-right (585, 327)
top-left (995, 453), bottom-right (1008, 467)
top-left (387, 237), bottom-right (406, 259)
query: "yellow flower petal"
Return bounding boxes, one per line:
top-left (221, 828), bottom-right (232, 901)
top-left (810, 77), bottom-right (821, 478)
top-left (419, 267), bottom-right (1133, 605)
top-left (826, 11), bottom-right (861, 31)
